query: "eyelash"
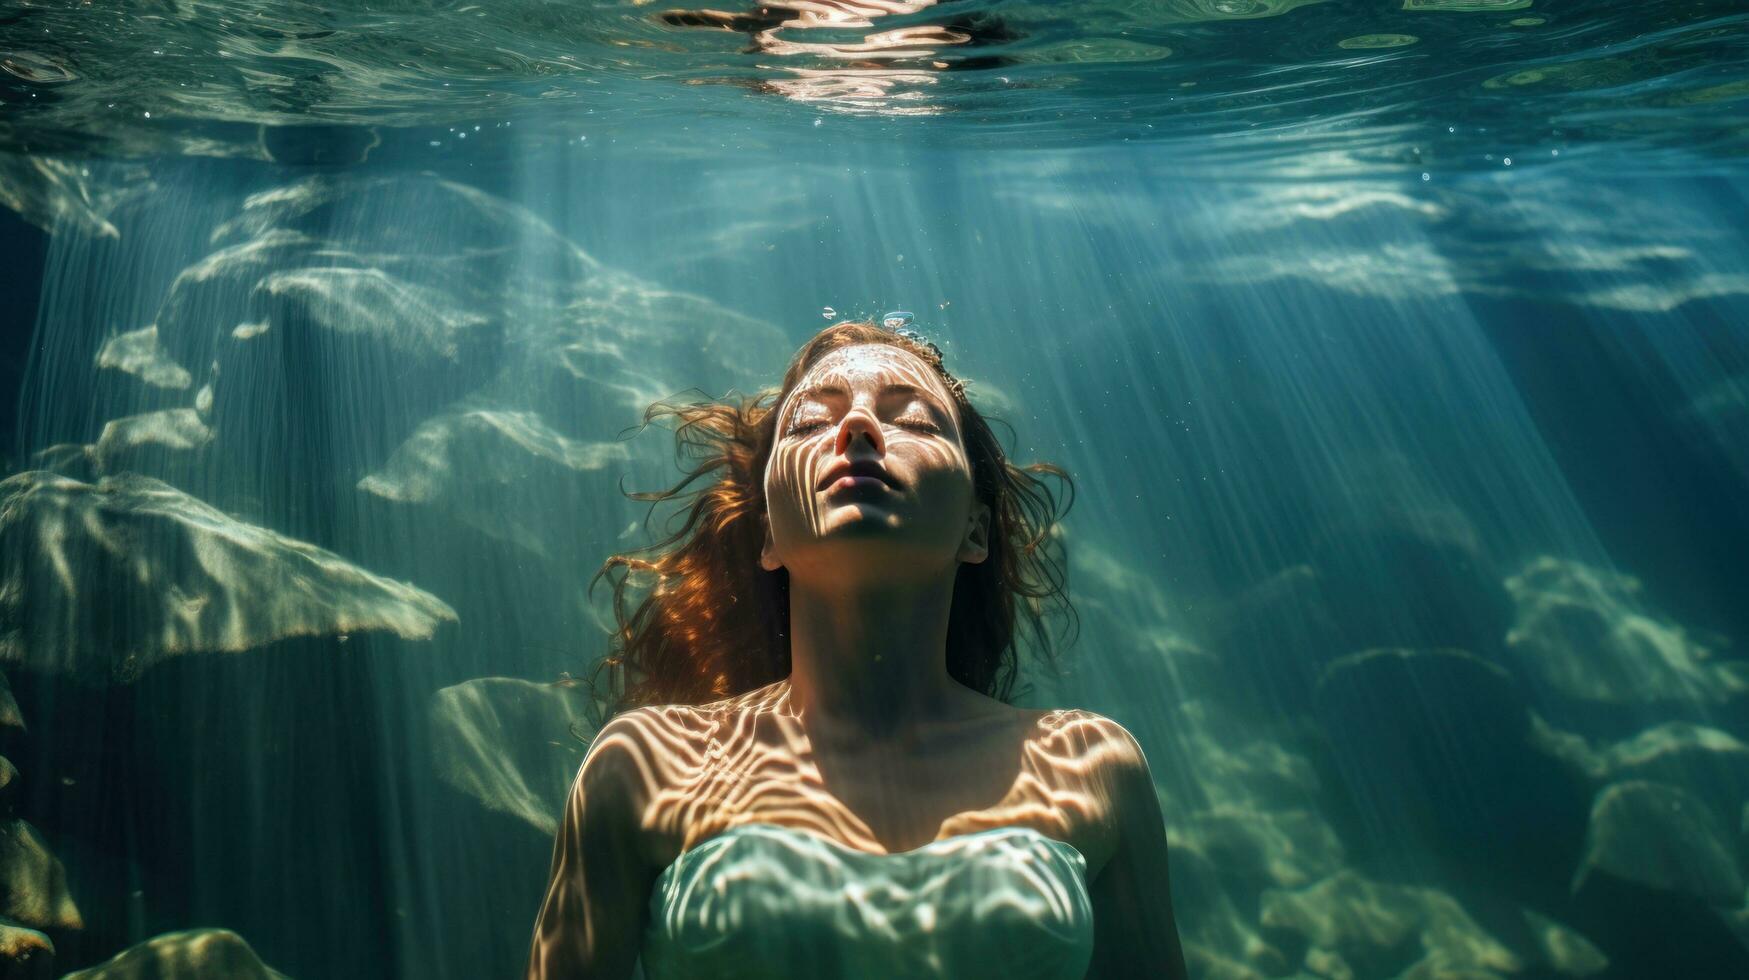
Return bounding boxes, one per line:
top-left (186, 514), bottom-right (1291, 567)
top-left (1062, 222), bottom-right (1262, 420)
top-left (787, 418), bottom-right (939, 436)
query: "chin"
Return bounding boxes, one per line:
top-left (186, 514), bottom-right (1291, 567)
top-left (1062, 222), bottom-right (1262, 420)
top-left (795, 528), bottom-right (958, 572)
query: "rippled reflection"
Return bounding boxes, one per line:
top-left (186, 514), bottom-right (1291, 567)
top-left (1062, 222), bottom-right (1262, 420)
top-left (0, 0), bottom-right (1744, 168)
top-left (644, 822), bottom-right (1093, 978)
top-left (658, 0), bottom-right (1005, 115)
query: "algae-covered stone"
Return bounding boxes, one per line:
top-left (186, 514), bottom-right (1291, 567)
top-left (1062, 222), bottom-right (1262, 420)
top-left (89, 408), bottom-right (213, 477)
top-left (1521, 908), bottom-right (1608, 976)
top-left (1504, 556), bottom-right (1749, 704)
top-left (0, 818), bottom-right (82, 931)
top-left (95, 325), bottom-right (193, 391)
top-left (0, 917), bottom-right (54, 976)
top-left (60, 928), bottom-right (287, 979)
top-left (359, 402), bottom-right (633, 561)
top-left (22, 444), bottom-right (96, 482)
top-left (429, 676), bottom-right (598, 835)
top-left (1261, 870), bottom-right (1521, 978)
top-left (1177, 807), bottom-right (1345, 889)
top-left (0, 156), bottom-right (153, 239)
top-left (1573, 780), bottom-right (1742, 905)
top-left (1598, 723), bottom-right (1749, 823)
top-left (0, 471), bottom-right (457, 679)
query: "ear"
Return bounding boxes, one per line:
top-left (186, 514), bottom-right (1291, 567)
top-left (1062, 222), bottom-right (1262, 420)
top-left (759, 512), bottom-right (782, 571)
top-left (958, 500), bottom-right (992, 564)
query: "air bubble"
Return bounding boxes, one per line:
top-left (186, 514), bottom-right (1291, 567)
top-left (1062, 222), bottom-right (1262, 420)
top-left (822, 307), bottom-right (836, 319)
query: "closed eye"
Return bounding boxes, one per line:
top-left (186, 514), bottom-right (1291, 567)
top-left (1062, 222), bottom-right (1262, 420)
top-left (786, 418), bottom-right (939, 436)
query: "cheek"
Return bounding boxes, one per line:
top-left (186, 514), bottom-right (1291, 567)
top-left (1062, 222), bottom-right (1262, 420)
top-left (915, 465), bottom-right (973, 513)
top-left (763, 444), bottom-right (813, 519)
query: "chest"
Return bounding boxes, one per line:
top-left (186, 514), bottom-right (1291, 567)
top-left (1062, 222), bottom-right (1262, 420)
top-left (645, 708), bottom-right (1114, 873)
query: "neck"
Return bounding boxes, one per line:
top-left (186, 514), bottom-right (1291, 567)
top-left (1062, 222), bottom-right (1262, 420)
top-left (781, 568), bottom-right (971, 746)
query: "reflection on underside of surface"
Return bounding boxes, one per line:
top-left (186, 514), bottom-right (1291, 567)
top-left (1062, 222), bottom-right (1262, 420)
top-left (658, 0), bottom-right (1017, 115)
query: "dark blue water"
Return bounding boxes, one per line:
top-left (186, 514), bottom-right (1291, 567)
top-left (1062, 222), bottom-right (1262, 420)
top-left (2, 2), bottom-right (1748, 978)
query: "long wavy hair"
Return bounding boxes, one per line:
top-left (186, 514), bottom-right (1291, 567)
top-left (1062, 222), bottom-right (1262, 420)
top-left (580, 321), bottom-right (1077, 727)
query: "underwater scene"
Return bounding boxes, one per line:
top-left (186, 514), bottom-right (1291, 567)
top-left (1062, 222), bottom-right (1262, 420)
top-left (2, 0), bottom-right (1749, 977)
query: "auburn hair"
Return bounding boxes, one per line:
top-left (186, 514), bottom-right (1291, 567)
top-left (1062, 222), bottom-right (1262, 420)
top-left (579, 321), bottom-right (1077, 727)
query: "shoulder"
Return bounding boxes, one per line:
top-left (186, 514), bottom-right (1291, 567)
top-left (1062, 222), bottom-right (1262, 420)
top-left (570, 704), bottom-right (708, 803)
top-left (1036, 707), bottom-right (1152, 774)
top-left (565, 705), bottom-right (713, 866)
top-left (577, 689), bottom-right (782, 798)
top-left (568, 708), bottom-right (657, 811)
top-left (1037, 708), bottom-right (1158, 824)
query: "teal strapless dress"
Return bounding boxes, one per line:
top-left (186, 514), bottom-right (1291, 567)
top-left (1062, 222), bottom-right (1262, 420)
top-left (641, 823), bottom-right (1095, 979)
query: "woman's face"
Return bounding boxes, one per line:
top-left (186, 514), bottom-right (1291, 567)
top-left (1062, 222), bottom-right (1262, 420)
top-left (761, 343), bottom-right (990, 583)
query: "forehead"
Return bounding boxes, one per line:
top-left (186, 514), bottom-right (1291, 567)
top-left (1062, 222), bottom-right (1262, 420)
top-left (785, 344), bottom-right (958, 412)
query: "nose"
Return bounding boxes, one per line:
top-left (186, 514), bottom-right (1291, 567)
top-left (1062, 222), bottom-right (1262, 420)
top-left (835, 405), bottom-right (885, 456)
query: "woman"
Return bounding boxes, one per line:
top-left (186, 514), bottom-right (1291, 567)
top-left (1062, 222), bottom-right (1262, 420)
top-left (525, 320), bottom-right (1186, 979)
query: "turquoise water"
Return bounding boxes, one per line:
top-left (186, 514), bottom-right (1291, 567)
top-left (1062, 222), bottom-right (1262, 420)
top-left (2, 2), bottom-right (1748, 978)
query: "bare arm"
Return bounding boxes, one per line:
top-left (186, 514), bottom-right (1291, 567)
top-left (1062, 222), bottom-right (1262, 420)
top-left (1085, 725), bottom-right (1188, 980)
top-left (526, 712), bottom-right (659, 980)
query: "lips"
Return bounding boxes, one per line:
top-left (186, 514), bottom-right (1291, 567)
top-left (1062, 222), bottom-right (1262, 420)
top-left (817, 459), bottom-right (898, 492)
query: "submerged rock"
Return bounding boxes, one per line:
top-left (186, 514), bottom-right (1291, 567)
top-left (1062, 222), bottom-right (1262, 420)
top-left (0, 918), bottom-right (54, 977)
top-left (358, 402), bottom-right (633, 560)
top-left (89, 408), bottom-right (214, 477)
top-left (1597, 723), bottom-right (1749, 824)
top-left (1520, 909), bottom-right (1608, 977)
top-left (24, 443), bottom-right (97, 483)
top-left (60, 928), bottom-right (287, 979)
top-left (429, 676), bottom-right (597, 836)
top-left (1255, 870), bottom-right (1604, 978)
top-left (0, 818), bottom-right (82, 931)
top-left (95, 325), bottom-right (193, 391)
top-left (1503, 556), bottom-right (1749, 704)
top-left (1112, 698), bottom-right (1343, 977)
top-left (1572, 780), bottom-right (1742, 906)
top-left (1168, 700), bottom-right (1325, 814)
top-left (1177, 807), bottom-right (1345, 891)
top-left (0, 156), bottom-right (153, 239)
top-left (1181, 942), bottom-right (1270, 980)
top-left (1260, 870), bottom-right (1522, 978)
top-left (1167, 845), bottom-right (1293, 977)
top-left (0, 471), bottom-right (457, 679)
top-left (128, 173), bottom-right (788, 536)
